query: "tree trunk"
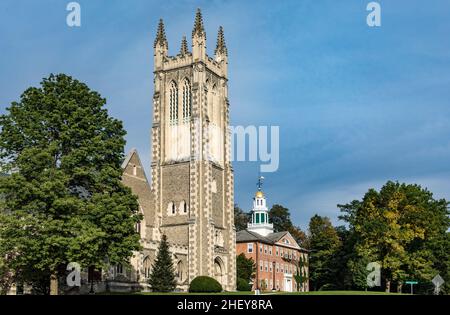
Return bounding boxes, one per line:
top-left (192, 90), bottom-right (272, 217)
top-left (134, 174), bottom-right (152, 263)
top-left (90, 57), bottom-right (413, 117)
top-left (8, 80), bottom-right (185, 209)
top-left (385, 280), bottom-right (391, 293)
top-left (50, 273), bottom-right (58, 295)
top-left (397, 282), bottom-right (403, 293)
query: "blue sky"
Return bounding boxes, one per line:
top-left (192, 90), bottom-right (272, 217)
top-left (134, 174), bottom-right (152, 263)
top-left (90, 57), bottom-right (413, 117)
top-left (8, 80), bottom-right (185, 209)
top-left (1, 0), bottom-right (450, 230)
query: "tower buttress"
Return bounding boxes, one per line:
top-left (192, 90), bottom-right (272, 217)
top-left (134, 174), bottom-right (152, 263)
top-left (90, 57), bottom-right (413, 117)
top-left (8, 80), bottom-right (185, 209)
top-left (154, 18), bottom-right (168, 71)
top-left (192, 8), bottom-right (206, 62)
top-left (179, 36), bottom-right (189, 56)
top-left (215, 26), bottom-right (228, 77)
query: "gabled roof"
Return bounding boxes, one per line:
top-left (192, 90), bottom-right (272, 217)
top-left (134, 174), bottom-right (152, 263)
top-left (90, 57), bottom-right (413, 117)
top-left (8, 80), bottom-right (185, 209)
top-left (236, 229), bottom-right (274, 245)
top-left (265, 231), bottom-right (289, 242)
top-left (121, 148), bottom-right (139, 169)
top-left (236, 229), bottom-right (309, 252)
top-left (121, 148), bottom-right (150, 184)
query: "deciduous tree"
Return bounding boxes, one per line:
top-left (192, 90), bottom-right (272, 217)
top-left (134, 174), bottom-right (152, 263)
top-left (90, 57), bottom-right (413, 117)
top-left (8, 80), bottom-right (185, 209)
top-left (0, 74), bottom-right (142, 294)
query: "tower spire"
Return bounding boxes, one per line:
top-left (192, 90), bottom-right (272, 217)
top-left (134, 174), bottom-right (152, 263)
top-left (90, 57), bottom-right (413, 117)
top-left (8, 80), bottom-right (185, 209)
top-left (192, 8), bottom-right (205, 38)
top-left (154, 18), bottom-right (168, 48)
top-left (215, 26), bottom-right (228, 56)
top-left (180, 36), bottom-right (189, 55)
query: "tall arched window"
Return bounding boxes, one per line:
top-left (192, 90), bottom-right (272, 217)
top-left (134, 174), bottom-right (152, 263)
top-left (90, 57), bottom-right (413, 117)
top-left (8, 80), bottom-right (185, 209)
top-left (169, 81), bottom-right (178, 124)
top-left (211, 84), bottom-right (217, 123)
top-left (182, 79), bottom-right (191, 122)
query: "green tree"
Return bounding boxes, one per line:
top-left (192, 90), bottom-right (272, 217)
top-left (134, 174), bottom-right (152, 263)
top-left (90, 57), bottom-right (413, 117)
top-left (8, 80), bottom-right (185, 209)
top-left (236, 253), bottom-right (255, 289)
top-left (269, 204), bottom-right (307, 246)
top-left (294, 255), bottom-right (308, 292)
top-left (234, 204), bottom-right (250, 231)
top-left (148, 234), bottom-right (177, 292)
top-left (339, 181), bottom-right (450, 293)
top-left (269, 204), bottom-right (292, 232)
top-left (307, 215), bottom-right (341, 291)
top-left (0, 74), bottom-right (142, 294)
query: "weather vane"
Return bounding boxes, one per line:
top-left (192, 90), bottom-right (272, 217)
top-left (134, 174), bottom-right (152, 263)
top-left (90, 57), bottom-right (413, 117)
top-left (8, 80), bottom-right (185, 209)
top-left (257, 175), bottom-right (265, 191)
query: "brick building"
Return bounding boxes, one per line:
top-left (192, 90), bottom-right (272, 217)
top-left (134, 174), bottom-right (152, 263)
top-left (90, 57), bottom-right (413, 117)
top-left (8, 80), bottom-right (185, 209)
top-left (236, 181), bottom-right (309, 292)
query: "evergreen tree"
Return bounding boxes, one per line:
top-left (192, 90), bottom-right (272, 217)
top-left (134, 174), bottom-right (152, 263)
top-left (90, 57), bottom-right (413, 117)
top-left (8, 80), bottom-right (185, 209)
top-left (149, 234), bottom-right (177, 292)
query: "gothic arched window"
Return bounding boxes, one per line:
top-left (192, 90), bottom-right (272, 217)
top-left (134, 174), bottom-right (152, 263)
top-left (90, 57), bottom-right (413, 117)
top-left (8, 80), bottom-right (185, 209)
top-left (182, 79), bottom-right (191, 122)
top-left (172, 202), bottom-right (176, 215)
top-left (211, 84), bottom-right (217, 123)
top-left (169, 81), bottom-right (178, 124)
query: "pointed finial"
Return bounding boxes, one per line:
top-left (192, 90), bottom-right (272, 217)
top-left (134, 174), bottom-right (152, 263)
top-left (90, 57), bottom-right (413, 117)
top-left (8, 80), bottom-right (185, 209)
top-left (215, 26), bottom-right (228, 56)
top-left (180, 36), bottom-right (189, 55)
top-left (257, 176), bottom-right (265, 191)
top-left (192, 8), bottom-right (205, 38)
top-left (154, 18), bottom-right (168, 48)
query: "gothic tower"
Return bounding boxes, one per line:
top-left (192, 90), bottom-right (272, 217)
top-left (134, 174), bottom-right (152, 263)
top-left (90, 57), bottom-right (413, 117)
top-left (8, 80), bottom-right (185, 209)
top-left (150, 9), bottom-right (235, 290)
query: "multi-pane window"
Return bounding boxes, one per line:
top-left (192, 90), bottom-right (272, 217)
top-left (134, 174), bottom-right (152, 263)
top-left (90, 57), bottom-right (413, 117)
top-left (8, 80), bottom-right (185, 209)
top-left (247, 243), bottom-right (253, 253)
top-left (169, 81), bottom-right (178, 124)
top-left (264, 261), bottom-right (268, 272)
top-left (182, 79), bottom-right (191, 122)
top-left (269, 247), bottom-right (272, 255)
top-left (264, 245), bottom-right (268, 254)
top-left (259, 244), bottom-right (263, 253)
top-left (260, 260), bottom-right (263, 271)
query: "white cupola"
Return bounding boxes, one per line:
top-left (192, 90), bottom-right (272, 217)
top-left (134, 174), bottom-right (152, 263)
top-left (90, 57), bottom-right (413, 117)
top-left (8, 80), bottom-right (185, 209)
top-left (247, 176), bottom-right (274, 236)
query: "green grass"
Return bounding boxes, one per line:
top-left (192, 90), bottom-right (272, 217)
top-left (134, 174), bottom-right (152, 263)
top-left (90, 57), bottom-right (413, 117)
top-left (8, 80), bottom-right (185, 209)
top-left (101, 290), bottom-right (400, 296)
top-left (278, 290), bottom-right (401, 295)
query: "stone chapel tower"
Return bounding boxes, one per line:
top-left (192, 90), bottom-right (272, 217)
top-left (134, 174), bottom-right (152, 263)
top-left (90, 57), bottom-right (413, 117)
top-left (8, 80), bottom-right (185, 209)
top-left (150, 9), bottom-right (235, 290)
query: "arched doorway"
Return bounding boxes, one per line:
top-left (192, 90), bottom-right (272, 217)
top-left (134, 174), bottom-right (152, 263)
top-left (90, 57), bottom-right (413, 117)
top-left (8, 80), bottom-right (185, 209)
top-left (214, 257), bottom-right (225, 287)
top-left (177, 261), bottom-right (185, 283)
top-left (143, 257), bottom-right (151, 279)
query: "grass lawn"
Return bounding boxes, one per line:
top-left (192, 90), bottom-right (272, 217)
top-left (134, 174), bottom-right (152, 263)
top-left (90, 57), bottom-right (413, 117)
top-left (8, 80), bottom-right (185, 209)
top-left (278, 290), bottom-right (401, 295)
top-left (103, 290), bottom-right (400, 296)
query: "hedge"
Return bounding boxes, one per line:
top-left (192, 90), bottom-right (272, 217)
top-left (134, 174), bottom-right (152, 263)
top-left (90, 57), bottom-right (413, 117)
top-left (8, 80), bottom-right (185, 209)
top-left (189, 276), bottom-right (223, 293)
